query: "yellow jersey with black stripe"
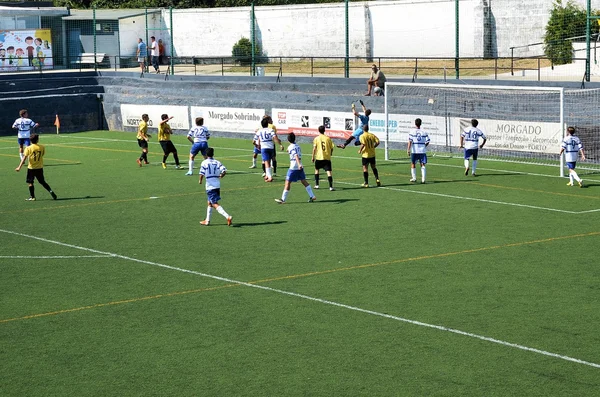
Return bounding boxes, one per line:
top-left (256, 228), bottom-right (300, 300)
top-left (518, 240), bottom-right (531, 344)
top-left (24, 143), bottom-right (45, 169)
top-left (359, 132), bottom-right (379, 158)
top-left (137, 120), bottom-right (148, 140)
top-left (158, 122), bottom-right (172, 141)
top-left (313, 134), bottom-right (334, 161)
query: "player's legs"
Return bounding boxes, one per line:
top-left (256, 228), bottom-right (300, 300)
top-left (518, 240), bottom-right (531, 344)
top-left (262, 149), bottom-right (273, 181)
top-left (160, 141), bottom-right (170, 168)
top-left (172, 148), bottom-right (180, 168)
top-left (278, 180), bottom-right (292, 203)
top-left (471, 150), bottom-right (479, 176)
top-left (326, 170), bottom-right (334, 190)
top-left (251, 151), bottom-right (258, 168)
top-left (314, 168), bottom-right (320, 188)
top-left (567, 163), bottom-right (582, 186)
top-left (272, 150), bottom-right (278, 175)
top-left (420, 154), bottom-right (427, 183)
top-left (188, 144), bottom-right (200, 175)
top-left (35, 171), bottom-right (56, 199)
top-left (362, 162), bottom-right (369, 186)
top-left (370, 159), bottom-right (380, 186)
top-left (212, 203), bottom-right (231, 223)
top-left (301, 179), bottom-right (316, 201)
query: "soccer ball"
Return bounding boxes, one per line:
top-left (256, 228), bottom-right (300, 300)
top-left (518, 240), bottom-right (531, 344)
top-left (374, 87), bottom-right (382, 95)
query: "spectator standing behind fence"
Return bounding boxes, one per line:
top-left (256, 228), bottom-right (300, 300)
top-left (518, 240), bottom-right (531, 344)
top-left (136, 38), bottom-right (147, 74)
top-left (158, 39), bottom-right (166, 65)
top-left (366, 64), bottom-right (386, 96)
top-left (149, 36), bottom-right (160, 74)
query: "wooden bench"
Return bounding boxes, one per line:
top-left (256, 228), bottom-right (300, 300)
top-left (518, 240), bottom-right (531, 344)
top-left (73, 53), bottom-right (107, 67)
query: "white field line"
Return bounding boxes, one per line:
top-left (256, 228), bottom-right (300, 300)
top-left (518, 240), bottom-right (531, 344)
top-left (0, 255), bottom-right (111, 259)
top-left (53, 135), bottom-right (600, 181)
top-left (336, 181), bottom-right (581, 214)
top-left (1, 227), bottom-right (599, 370)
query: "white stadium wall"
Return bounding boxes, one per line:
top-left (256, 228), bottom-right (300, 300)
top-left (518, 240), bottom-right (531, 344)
top-left (154, 0), bottom-right (600, 59)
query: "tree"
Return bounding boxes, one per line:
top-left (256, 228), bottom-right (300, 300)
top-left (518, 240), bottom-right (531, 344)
top-left (544, 0), bottom-right (587, 65)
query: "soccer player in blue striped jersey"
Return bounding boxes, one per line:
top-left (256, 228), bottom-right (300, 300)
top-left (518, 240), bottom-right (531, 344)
top-left (407, 118), bottom-right (430, 183)
top-left (460, 119), bottom-right (487, 176)
top-left (275, 132), bottom-right (316, 204)
top-left (199, 148), bottom-right (232, 226)
top-left (560, 126), bottom-right (586, 187)
top-left (186, 117), bottom-right (210, 176)
top-left (12, 109), bottom-right (39, 161)
top-left (256, 118), bottom-right (284, 182)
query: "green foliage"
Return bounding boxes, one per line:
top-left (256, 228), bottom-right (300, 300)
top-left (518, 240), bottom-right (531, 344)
top-left (544, 0), bottom-right (587, 65)
top-left (232, 36), bottom-right (262, 65)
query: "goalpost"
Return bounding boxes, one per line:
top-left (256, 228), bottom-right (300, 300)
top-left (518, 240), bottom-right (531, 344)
top-left (383, 82), bottom-right (571, 176)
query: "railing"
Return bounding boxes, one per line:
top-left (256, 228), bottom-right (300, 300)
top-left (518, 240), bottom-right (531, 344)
top-left (0, 55), bottom-right (590, 82)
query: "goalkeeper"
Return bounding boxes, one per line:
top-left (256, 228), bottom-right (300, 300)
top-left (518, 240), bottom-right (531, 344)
top-left (337, 100), bottom-right (371, 149)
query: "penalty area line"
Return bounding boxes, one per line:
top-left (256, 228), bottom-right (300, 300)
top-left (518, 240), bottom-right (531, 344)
top-left (1, 228), bottom-right (599, 370)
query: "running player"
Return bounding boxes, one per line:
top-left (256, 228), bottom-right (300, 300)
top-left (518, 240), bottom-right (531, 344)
top-left (256, 118), bottom-right (284, 182)
top-left (186, 117), bottom-right (210, 176)
top-left (275, 132), bottom-right (316, 204)
top-left (199, 147), bottom-right (232, 226)
top-left (15, 133), bottom-right (57, 201)
top-left (12, 109), bottom-right (39, 161)
top-left (560, 126), bottom-right (586, 187)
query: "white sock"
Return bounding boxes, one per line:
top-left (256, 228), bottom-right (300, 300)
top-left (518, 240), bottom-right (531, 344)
top-left (20, 153), bottom-right (24, 160)
top-left (572, 171), bottom-right (581, 183)
top-left (472, 160), bottom-right (478, 174)
top-left (206, 206), bottom-right (213, 222)
top-left (421, 166), bottom-right (426, 182)
top-left (464, 159), bottom-right (469, 169)
top-left (569, 173), bottom-right (574, 184)
top-left (216, 205), bottom-right (230, 219)
top-left (252, 157), bottom-right (256, 166)
top-left (189, 160), bottom-right (194, 172)
top-left (265, 167), bottom-right (272, 179)
top-left (411, 168), bottom-right (416, 179)
top-left (306, 185), bottom-right (315, 198)
top-left (282, 190), bottom-right (289, 202)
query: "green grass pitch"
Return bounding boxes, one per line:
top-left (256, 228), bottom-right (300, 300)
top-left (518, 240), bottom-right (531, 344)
top-left (1, 131), bottom-right (599, 396)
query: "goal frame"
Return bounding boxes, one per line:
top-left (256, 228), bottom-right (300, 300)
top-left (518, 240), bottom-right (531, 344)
top-left (383, 82), bottom-right (566, 176)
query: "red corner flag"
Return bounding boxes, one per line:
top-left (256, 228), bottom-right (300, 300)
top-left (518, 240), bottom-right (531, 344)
top-left (54, 114), bottom-right (60, 134)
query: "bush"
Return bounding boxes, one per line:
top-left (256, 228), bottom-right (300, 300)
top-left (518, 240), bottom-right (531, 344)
top-left (544, 0), bottom-right (587, 65)
top-left (232, 37), bottom-right (263, 65)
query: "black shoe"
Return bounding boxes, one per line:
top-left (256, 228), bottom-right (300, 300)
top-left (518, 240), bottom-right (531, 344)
top-left (50, 191), bottom-right (57, 200)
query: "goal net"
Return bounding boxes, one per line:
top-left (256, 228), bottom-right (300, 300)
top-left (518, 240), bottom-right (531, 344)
top-left (383, 82), bottom-right (600, 177)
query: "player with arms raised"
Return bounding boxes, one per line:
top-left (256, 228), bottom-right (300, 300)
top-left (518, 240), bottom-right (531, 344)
top-left (312, 125), bottom-right (335, 191)
top-left (338, 100), bottom-right (371, 149)
top-left (186, 117), bottom-right (210, 176)
top-left (460, 119), bottom-right (486, 176)
top-left (560, 126), bottom-right (586, 187)
top-left (256, 118), bottom-right (284, 182)
top-left (407, 118), bottom-right (430, 183)
top-left (275, 132), bottom-right (316, 204)
top-left (199, 147), bottom-right (232, 226)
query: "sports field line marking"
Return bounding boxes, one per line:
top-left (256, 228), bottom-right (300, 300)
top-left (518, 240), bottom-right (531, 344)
top-left (0, 255), bottom-right (111, 259)
top-left (336, 181), bottom-right (580, 214)
top-left (52, 135), bottom-right (599, 181)
top-left (1, 228), bottom-right (599, 370)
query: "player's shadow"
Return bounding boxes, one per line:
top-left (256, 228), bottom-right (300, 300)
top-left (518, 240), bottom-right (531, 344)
top-left (54, 195), bottom-right (104, 201)
top-left (231, 220), bottom-right (287, 228)
top-left (313, 198), bottom-right (360, 204)
top-left (45, 163), bottom-right (82, 167)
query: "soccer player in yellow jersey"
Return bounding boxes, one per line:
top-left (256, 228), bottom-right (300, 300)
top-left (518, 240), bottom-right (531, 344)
top-left (15, 133), bottom-right (57, 201)
top-left (311, 125), bottom-right (335, 191)
top-left (158, 113), bottom-right (182, 169)
top-left (136, 114), bottom-right (150, 167)
top-left (358, 125), bottom-right (381, 188)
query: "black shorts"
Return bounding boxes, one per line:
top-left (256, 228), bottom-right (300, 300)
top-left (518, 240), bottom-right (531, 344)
top-left (26, 168), bottom-right (46, 184)
top-left (160, 140), bottom-right (177, 155)
top-left (314, 159), bottom-right (332, 172)
top-left (362, 157), bottom-right (376, 166)
top-left (138, 139), bottom-right (148, 149)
